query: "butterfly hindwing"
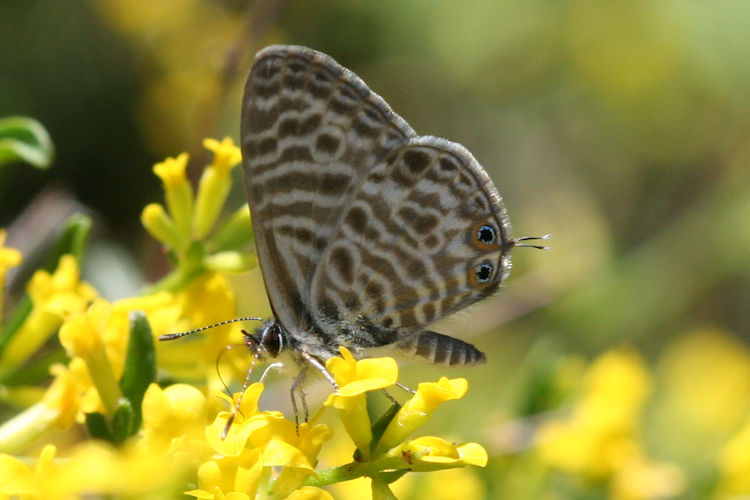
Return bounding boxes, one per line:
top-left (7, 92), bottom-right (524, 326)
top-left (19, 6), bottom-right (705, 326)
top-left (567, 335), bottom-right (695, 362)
top-left (309, 137), bottom-right (513, 349)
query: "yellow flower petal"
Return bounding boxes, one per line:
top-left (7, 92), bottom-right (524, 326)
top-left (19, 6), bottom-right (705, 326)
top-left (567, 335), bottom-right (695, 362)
top-left (195, 449), bottom-right (262, 500)
top-left (391, 436), bottom-right (488, 471)
top-left (263, 438), bottom-right (314, 470)
top-left (140, 383), bottom-right (209, 455)
top-left (205, 384), bottom-right (267, 456)
top-left (283, 486), bottom-right (334, 500)
top-left (141, 202), bottom-right (181, 249)
top-left (203, 137), bottom-right (241, 173)
top-left (0, 255), bottom-right (96, 376)
top-left (325, 347), bottom-right (398, 396)
top-left (153, 152), bottom-right (193, 241)
top-left (194, 137), bottom-right (241, 238)
top-left (0, 228), bottom-right (22, 272)
top-left (377, 377), bottom-right (467, 454)
top-left (0, 453), bottom-right (34, 495)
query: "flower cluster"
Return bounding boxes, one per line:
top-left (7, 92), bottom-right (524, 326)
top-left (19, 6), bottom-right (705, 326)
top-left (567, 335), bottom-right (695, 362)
top-left (535, 350), bottom-right (684, 499)
top-left (0, 139), bottom-right (487, 499)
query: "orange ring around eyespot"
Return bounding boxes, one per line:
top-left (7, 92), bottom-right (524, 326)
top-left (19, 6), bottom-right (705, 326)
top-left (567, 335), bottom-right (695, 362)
top-left (470, 261), bottom-right (495, 286)
top-left (471, 222), bottom-right (498, 250)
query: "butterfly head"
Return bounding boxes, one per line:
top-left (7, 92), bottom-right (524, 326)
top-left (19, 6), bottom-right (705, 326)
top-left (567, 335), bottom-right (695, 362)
top-left (244, 320), bottom-right (288, 360)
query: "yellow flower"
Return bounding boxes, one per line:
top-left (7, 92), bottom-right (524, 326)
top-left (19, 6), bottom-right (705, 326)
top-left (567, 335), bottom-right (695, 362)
top-left (283, 486), bottom-right (334, 500)
top-left (610, 456), bottom-right (684, 500)
top-left (0, 444), bottom-right (56, 497)
top-left (194, 137), bottom-right (241, 239)
top-left (717, 419), bottom-right (750, 496)
top-left (153, 152), bottom-right (193, 242)
top-left (376, 377), bottom-right (467, 455)
top-left (536, 349), bottom-right (683, 498)
top-left (0, 363), bottom-right (84, 452)
top-left (324, 347), bottom-right (398, 459)
top-left (160, 272), bottom-right (241, 389)
top-left (655, 329), bottom-right (750, 441)
top-left (141, 202), bottom-right (181, 249)
top-left (200, 384), bottom-right (333, 498)
top-left (188, 449), bottom-right (263, 500)
top-left (0, 228), bottom-right (22, 273)
top-left (385, 436), bottom-right (488, 471)
top-left (536, 349), bottom-right (650, 478)
top-left (59, 299), bottom-right (123, 416)
top-left (0, 255), bottom-right (96, 378)
top-left (139, 383), bottom-right (211, 458)
top-left (391, 467), bottom-right (486, 500)
top-left (0, 228), bottom-right (22, 321)
top-left (48, 440), bottom-right (182, 496)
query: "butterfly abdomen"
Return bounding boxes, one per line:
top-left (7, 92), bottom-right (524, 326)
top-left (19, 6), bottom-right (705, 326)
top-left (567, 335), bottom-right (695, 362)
top-left (396, 330), bottom-right (486, 366)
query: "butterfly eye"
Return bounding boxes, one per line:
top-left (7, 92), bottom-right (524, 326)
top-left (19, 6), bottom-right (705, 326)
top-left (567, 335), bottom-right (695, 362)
top-left (474, 262), bottom-right (494, 284)
top-left (476, 224), bottom-right (496, 245)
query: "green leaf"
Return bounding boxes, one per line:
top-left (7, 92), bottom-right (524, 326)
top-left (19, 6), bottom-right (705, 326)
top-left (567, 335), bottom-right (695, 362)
top-left (0, 297), bottom-right (32, 357)
top-left (44, 213), bottom-right (93, 270)
top-left (369, 401), bottom-right (401, 455)
top-left (0, 116), bottom-right (54, 169)
top-left (112, 399), bottom-right (134, 444)
top-left (119, 311), bottom-right (156, 434)
top-left (85, 412), bottom-right (115, 443)
top-left (0, 348), bottom-right (67, 387)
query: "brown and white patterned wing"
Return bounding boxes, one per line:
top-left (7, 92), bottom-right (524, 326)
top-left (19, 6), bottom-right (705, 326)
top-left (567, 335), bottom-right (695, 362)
top-left (309, 137), bottom-right (513, 349)
top-left (241, 46), bottom-right (415, 337)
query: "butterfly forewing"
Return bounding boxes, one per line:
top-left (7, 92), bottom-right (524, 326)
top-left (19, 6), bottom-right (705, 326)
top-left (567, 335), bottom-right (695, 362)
top-left (241, 45), bottom-right (516, 364)
top-left (241, 45), bottom-right (415, 339)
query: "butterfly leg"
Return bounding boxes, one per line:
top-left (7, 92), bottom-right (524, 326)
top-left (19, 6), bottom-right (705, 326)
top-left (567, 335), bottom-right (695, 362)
top-left (396, 381), bottom-right (416, 394)
top-left (300, 390), bottom-right (309, 422)
top-left (290, 368), bottom-right (307, 429)
top-left (300, 350), bottom-right (339, 391)
top-left (381, 388), bottom-right (399, 405)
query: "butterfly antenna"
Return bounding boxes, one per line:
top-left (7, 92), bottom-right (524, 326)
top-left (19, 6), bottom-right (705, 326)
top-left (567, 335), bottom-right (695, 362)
top-left (216, 344), bottom-right (247, 395)
top-left (158, 316), bottom-right (264, 341)
top-left (514, 234), bottom-right (551, 250)
top-left (222, 347), bottom-right (261, 440)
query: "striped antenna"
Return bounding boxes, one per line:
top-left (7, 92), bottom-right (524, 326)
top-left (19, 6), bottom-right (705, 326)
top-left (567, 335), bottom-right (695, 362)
top-left (158, 316), bottom-right (264, 341)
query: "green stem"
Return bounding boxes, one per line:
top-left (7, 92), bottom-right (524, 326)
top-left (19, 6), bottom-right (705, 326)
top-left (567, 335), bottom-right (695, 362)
top-left (371, 480), bottom-right (398, 500)
top-left (304, 456), bottom-right (410, 487)
top-left (143, 264), bottom-right (204, 295)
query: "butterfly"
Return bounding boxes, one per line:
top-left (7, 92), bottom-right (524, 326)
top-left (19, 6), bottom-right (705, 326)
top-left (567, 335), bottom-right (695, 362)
top-left (161, 45), bottom-right (546, 428)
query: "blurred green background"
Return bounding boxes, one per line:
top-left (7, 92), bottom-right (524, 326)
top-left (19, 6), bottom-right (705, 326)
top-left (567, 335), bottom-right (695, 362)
top-left (3, 0), bottom-right (750, 498)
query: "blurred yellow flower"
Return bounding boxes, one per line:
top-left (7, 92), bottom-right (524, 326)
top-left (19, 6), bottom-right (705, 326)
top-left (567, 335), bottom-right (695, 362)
top-left (655, 329), bottom-right (750, 442)
top-left (0, 444), bottom-right (56, 497)
top-left (194, 137), bottom-right (241, 239)
top-left (0, 228), bottom-right (22, 347)
top-left (0, 255), bottom-right (96, 377)
top-left (0, 229), bottom-right (21, 273)
top-left (536, 349), bottom-right (683, 498)
top-left (139, 383), bottom-right (211, 457)
top-left (153, 152), bottom-right (193, 241)
top-left (717, 419), bottom-right (750, 496)
top-left (391, 467), bottom-right (486, 500)
top-left (142, 202), bottom-right (181, 248)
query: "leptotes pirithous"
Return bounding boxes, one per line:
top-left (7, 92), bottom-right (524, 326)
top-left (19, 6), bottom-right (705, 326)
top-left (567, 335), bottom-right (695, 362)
top-left (239, 45), bottom-right (544, 380)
